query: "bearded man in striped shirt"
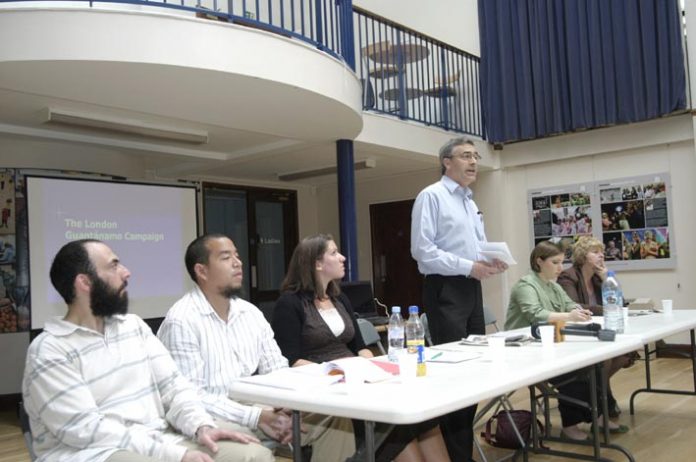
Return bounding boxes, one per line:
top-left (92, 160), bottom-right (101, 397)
top-left (22, 239), bottom-right (273, 462)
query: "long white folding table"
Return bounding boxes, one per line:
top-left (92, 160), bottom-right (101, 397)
top-left (620, 309), bottom-right (696, 414)
top-left (229, 332), bottom-right (642, 462)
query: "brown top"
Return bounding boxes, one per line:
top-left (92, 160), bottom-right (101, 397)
top-left (557, 265), bottom-right (603, 315)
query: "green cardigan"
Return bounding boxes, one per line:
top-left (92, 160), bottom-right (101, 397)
top-left (504, 272), bottom-right (577, 330)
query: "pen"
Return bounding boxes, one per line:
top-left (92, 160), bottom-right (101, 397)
top-left (430, 352), bottom-right (443, 360)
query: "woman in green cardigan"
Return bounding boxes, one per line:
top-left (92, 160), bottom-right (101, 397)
top-left (505, 241), bottom-right (592, 331)
top-left (505, 241), bottom-right (627, 440)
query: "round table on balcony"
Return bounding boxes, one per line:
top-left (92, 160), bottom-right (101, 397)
top-left (364, 42), bottom-right (430, 66)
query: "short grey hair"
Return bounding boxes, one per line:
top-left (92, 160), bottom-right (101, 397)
top-left (438, 137), bottom-right (477, 175)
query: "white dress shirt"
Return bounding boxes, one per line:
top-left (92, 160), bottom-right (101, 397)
top-left (23, 314), bottom-right (213, 462)
top-left (411, 175), bottom-right (487, 276)
top-left (158, 286), bottom-right (288, 430)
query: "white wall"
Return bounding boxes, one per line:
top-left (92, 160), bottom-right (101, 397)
top-left (354, 0), bottom-right (480, 56)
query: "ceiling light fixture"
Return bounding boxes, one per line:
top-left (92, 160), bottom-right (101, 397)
top-left (43, 108), bottom-right (209, 144)
top-left (278, 158), bottom-right (376, 181)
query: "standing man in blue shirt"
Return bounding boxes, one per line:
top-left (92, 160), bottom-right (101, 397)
top-left (411, 137), bottom-right (507, 461)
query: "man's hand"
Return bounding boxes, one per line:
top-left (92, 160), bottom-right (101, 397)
top-left (470, 261), bottom-right (504, 280)
top-left (491, 258), bottom-right (509, 273)
top-left (195, 425), bottom-right (260, 454)
top-left (258, 409), bottom-right (293, 444)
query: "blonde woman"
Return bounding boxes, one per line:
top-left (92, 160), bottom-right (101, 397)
top-left (558, 236), bottom-right (636, 420)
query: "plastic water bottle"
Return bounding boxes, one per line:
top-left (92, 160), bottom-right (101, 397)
top-left (387, 306), bottom-right (405, 362)
top-left (602, 271), bottom-right (624, 333)
top-left (405, 305), bottom-right (426, 377)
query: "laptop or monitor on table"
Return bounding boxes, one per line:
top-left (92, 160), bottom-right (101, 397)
top-left (339, 280), bottom-right (389, 325)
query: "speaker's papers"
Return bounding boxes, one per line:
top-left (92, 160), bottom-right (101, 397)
top-left (479, 242), bottom-right (517, 265)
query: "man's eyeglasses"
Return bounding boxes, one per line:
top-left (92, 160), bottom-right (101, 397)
top-left (448, 152), bottom-right (481, 162)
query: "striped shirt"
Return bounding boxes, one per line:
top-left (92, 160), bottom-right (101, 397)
top-left (411, 175), bottom-right (487, 277)
top-left (22, 314), bottom-right (215, 462)
top-left (158, 287), bottom-right (288, 430)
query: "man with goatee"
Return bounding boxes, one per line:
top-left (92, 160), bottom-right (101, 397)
top-left (22, 239), bottom-right (272, 462)
top-left (159, 234), bottom-right (355, 462)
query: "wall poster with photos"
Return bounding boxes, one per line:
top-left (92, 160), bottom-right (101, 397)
top-left (528, 173), bottom-right (675, 271)
top-left (0, 169), bottom-right (30, 333)
top-left (529, 183), bottom-right (594, 263)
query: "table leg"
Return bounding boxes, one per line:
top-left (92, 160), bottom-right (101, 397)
top-left (527, 366), bottom-right (635, 462)
top-left (630, 329), bottom-right (696, 414)
top-left (292, 410), bottom-right (302, 462)
top-left (364, 421), bottom-right (376, 462)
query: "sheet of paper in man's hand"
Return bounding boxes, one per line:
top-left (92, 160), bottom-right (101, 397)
top-left (479, 242), bottom-right (517, 265)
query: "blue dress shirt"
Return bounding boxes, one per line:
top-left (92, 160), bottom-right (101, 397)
top-left (411, 175), bottom-right (487, 277)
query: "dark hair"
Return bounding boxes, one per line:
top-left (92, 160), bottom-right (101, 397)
top-left (49, 239), bottom-right (100, 304)
top-left (281, 234), bottom-right (340, 299)
top-left (529, 241), bottom-right (564, 273)
top-left (184, 233), bottom-right (230, 283)
top-left (438, 137), bottom-right (476, 175)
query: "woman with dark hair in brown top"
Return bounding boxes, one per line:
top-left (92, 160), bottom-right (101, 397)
top-left (272, 234), bottom-right (450, 462)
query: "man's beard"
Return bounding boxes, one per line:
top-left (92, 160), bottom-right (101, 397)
top-left (220, 285), bottom-right (243, 299)
top-left (90, 275), bottom-right (129, 317)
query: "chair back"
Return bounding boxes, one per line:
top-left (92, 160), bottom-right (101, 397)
top-left (356, 318), bottom-right (386, 355)
top-left (483, 305), bottom-right (500, 332)
top-left (19, 402), bottom-right (37, 461)
top-left (420, 313), bottom-right (434, 346)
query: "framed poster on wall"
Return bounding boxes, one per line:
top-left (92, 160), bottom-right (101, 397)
top-left (527, 174), bottom-right (674, 271)
top-left (528, 183), bottom-right (594, 263)
top-left (597, 174), bottom-right (674, 270)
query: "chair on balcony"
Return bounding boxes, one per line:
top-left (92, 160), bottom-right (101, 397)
top-left (425, 70), bottom-right (461, 128)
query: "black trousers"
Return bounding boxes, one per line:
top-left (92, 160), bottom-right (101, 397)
top-left (550, 371), bottom-right (617, 428)
top-left (424, 275), bottom-right (484, 462)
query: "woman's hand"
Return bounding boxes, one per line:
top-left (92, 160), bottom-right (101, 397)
top-left (357, 348), bottom-right (374, 358)
top-left (594, 262), bottom-right (608, 281)
top-left (568, 307), bottom-right (592, 322)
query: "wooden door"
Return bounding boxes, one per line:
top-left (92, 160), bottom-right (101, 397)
top-left (369, 199), bottom-right (422, 309)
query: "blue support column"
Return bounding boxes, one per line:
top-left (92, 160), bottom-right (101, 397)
top-left (336, 139), bottom-right (358, 281)
top-left (337, 0), bottom-right (355, 71)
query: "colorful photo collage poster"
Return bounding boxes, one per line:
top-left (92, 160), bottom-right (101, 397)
top-left (531, 188), bottom-right (593, 263)
top-left (0, 169), bottom-right (29, 333)
top-left (599, 180), bottom-right (669, 261)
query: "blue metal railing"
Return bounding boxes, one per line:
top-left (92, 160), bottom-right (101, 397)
top-left (1, 0), bottom-right (346, 60)
top-left (3, 0), bottom-right (483, 136)
top-left (353, 7), bottom-right (483, 137)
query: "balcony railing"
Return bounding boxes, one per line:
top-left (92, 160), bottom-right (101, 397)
top-left (2, 0), bottom-right (483, 137)
top-left (0, 0), bottom-right (346, 60)
top-left (354, 7), bottom-right (483, 137)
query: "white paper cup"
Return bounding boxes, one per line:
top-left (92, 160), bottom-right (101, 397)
top-left (398, 351), bottom-right (417, 382)
top-left (539, 325), bottom-right (555, 347)
top-left (662, 299), bottom-right (673, 316)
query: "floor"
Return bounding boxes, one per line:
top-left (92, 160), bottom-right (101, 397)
top-left (2, 356), bottom-right (695, 461)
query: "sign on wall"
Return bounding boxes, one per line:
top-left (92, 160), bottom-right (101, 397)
top-left (528, 174), bottom-right (675, 270)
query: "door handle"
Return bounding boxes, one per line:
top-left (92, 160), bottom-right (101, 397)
top-left (251, 265), bottom-right (257, 288)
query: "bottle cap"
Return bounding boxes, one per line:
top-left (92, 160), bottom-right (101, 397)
top-left (607, 270), bottom-right (616, 277)
top-left (391, 306), bottom-right (401, 314)
top-left (408, 305), bottom-right (419, 314)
